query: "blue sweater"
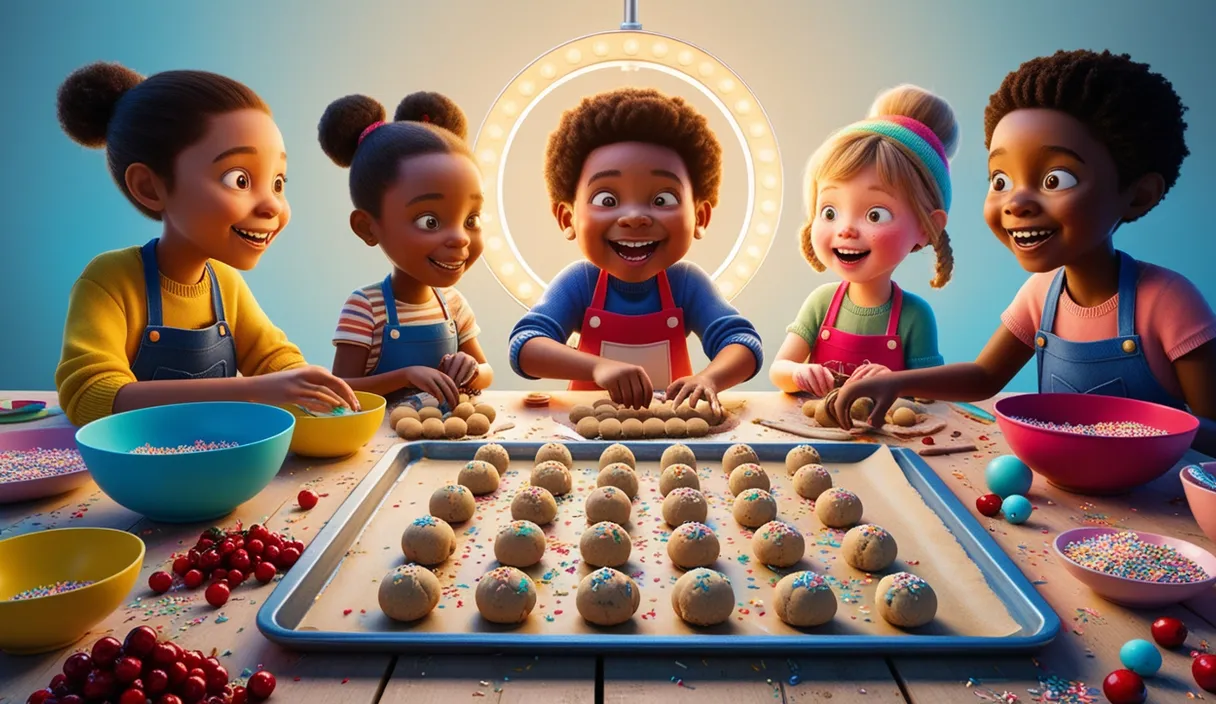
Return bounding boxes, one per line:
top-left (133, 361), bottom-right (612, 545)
top-left (509, 260), bottom-right (764, 380)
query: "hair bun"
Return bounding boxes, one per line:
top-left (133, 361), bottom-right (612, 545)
top-left (869, 84), bottom-right (960, 160)
top-left (318, 94), bottom-right (387, 168)
top-left (57, 62), bottom-right (143, 148)
top-left (394, 91), bottom-right (468, 140)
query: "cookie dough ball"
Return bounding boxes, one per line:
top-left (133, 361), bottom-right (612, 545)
top-left (494, 520), bottom-right (547, 567)
top-left (784, 445), bottom-right (822, 476)
top-left (396, 417), bottom-right (423, 440)
top-left (444, 416), bottom-right (468, 439)
top-left (531, 460), bottom-right (572, 497)
top-left (459, 393), bottom-right (471, 405)
top-left (599, 417), bottom-right (623, 440)
top-left (753, 521), bottom-right (805, 567)
top-left (593, 397), bottom-right (617, 409)
top-left (452, 402), bottom-right (476, 420)
top-left (473, 403), bottom-right (497, 423)
top-left (659, 463), bottom-right (700, 496)
top-left (685, 417), bottom-right (710, 437)
top-left (891, 407), bottom-right (917, 427)
top-left (664, 418), bottom-right (688, 438)
top-left (401, 515), bottom-right (456, 566)
top-left (815, 487), bottom-right (864, 528)
top-left (580, 521), bottom-right (632, 567)
top-left (635, 406), bottom-right (654, 422)
top-left (814, 390), bottom-right (842, 428)
top-left (850, 397), bottom-right (875, 422)
top-left (535, 442), bottom-right (573, 469)
top-left (732, 488), bottom-right (778, 528)
top-left (662, 487), bottom-right (708, 527)
top-left (595, 405), bottom-right (619, 421)
top-left (585, 486), bottom-right (631, 525)
top-left (474, 443), bottom-right (510, 475)
top-left (390, 405), bottom-right (419, 427)
top-left (621, 418), bottom-right (644, 439)
top-left (802, 399), bottom-right (818, 418)
top-left (642, 417), bottom-right (666, 438)
top-left (671, 568), bottom-right (734, 626)
top-left (876, 572), bottom-right (937, 628)
top-left (728, 463), bottom-right (770, 495)
top-left (458, 459), bottom-right (500, 495)
top-left (576, 568), bottom-right (641, 626)
top-left (511, 486), bottom-right (558, 525)
top-left (378, 564), bottom-right (441, 622)
top-left (841, 524), bottom-right (898, 572)
top-left (465, 413), bottom-right (491, 436)
top-left (773, 571), bottom-right (837, 627)
top-left (421, 417), bottom-right (446, 439)
top-left (792, 464), bottom-right (833, 500)
top-left (476, 566), bottom-right (536, 624)
top-left (569, 404), bottom-right (595, 423)
top-left (597, 463), bottom-right (639, 500)
top-left (675, 403), bottom-right (697, 420)
top-left (598, 443), bottom-right (636, 470)
top-left (616, 407), bottom-right (637, 421)
top-left (661, 443), bottom-right (697, 470)
top-left (419, 406), bottom-right (444, 422)
top-left (429, 484), bottom-right (476, 523)
top-left (722, 444), bottom-right (760, 474)
top-left (667, 522), bottom-right (720, 569)
top-left (576, 416), bottom-right (601, 438)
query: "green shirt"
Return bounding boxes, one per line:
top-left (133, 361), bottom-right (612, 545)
top-left (786, 282), bottom-right (943, 369)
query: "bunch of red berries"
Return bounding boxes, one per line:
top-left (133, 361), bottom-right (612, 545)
top-left (25, 625), bottom-right (276, 704)
top-left (147, 525), bottom-right (302, 608)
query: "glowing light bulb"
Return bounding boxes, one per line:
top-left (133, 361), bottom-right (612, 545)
top-left (593, 41), bottom-right (610, 57)
top-left (566, 48), bottom-right (582, 64)
top-left (762, 174), bottom-right (778, 190)
top-left (540, 64), bottom-right (557, 79)
top-left (518, 81), bottom-right (535, 97)
top-left (623, 39), bottom-right (639, 55)
top-left (651, 42), bottom-right (668, 58)
top-left (718, 78), bottom-right (736, 94)
top-left (698, 62), bottom-right (715, 77)
top-left (677, 50), bottom-right (694, 66)
top-left (761, 200), bottom-right (777, 214)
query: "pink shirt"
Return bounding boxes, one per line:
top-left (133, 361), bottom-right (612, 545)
top-left (1001, 262), bottom-right (1216, 400)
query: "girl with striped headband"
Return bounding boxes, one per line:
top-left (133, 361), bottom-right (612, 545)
top-left (771, 84), bottom-right (957, 398)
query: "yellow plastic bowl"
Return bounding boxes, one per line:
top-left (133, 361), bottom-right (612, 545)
top-left (0, 527), bottom-right (144, 654)
top-left (285, 391), bottom-right (386, 458)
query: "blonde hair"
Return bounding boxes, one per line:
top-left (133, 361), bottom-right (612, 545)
top-left (799, 84), bottom-right (958, 288)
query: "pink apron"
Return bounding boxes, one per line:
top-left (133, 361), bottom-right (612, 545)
top-left (809, 281), bottom-right (906, 376)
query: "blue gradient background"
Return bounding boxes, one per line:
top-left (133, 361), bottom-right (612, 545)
top-left (4, 0), bottom-right (1214, 394)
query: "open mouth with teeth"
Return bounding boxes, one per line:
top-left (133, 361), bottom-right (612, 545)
top-left (1008, 227), bottom-right (1058, 250)
top-left (429, 258), bottom-right (465, 272)
top-left (833, 247), bottom-right (871, 264)
top-left (232, 226), bottom-right (273, 246)
top-left (609, 239), bottom-right (660, 264)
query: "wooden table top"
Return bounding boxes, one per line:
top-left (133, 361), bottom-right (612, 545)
top-left (1, 389), bottom-right (1213, 704)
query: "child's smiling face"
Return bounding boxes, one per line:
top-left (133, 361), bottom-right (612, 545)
top-left (561, 141), bottom-right (710, 283)
top-left (985, 108), bottom-right (1133, 273)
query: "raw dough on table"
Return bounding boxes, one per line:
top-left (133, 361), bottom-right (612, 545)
top-left (475, 566), bottom-right (536, 624)
top-left (474, 443), bottom-right (510, 475)
top-left (494, 520), bottom-right (547, 568)
top-left (597, 463), bottom-right (640, 500)
top-left (429, 484), bottom-right (475, 523)
top-left (662, 487), bottom-right (708, 527)
top-left (667, 522), bottom-right (720, 569)
top-left (661, 443), bottom-right (697, 471)
top-left (753, 520), bottom-right (805, 568)
top-left (659, 463), bottom-right (700, 496)
top-left (576, 567), bottom-right (641, 626)
top-left (732, 488), bottom-right (777, 528)
top-left (815, 487), bottom-right (864, 528)
top-left (511, 486), bottom-right (557, 525)
top-left (401, 515), bottom-right (456, 566)
top-left (531, 460), bottom-right (572, 497)
top-left (773, 571), bottom-right (837, 627)
top-left (792, 464), bottom-right (832, 501)
top-left (535, 442), bottom-right (574, 470)
top-left (599, 443), bottom-right (636, 470)
top-left (457, 460), bottom-right (500, 496)
top-left (585, 486), bottom-right (631, 525)
top-left (728, 463), bottom-right (770, 495)
top-left (580, 521), bottom-right (632, 567)
top-left (876, 572), bottom-right (937, 628)
top-left (722, 443), bottom-right (760, 474)
top-left (378, 563), bottom-right (441, 622)
top-left (841, 523), bottom-right (898, 572)
top-left (785, 445), bottom-right (822, 476)
top-left (671, 568), bottom-right (734, 626)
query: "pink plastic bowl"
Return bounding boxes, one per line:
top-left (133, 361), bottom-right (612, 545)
top-left (1182, 463), bottom-right (1216, 545)
top-left (0, 427), bottom-right (90, 504)
top-left (994, 393), bottom-right (1197, 494)
top-left (1054, 527), bottom-right (1216, 608)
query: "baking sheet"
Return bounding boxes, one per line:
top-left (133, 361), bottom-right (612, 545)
top-left (258, 441), bottom-right (1058, 653)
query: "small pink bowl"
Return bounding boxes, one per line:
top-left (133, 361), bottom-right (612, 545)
top-left (994, 393), bottom-right (1197, 494)
top-left (1182, 464), bottom-right (1216, 545)
top-left (0, 427), bottom-right (90, 504)
top-left (1053, 527), bottom-right (1216, 608)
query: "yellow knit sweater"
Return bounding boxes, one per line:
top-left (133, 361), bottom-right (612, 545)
top-left (55, 246), bottom-right (306, 426)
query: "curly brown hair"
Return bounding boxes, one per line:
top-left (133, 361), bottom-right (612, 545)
top-left (544, 87), bottom-right (723, 207)
top-left (984, 49), bottom-right (1189, 221)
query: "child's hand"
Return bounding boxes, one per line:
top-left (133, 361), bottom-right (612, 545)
top-left (793, 363), bottom-right (836, 398)
top-left (833, 375), bottom-right (898, 428)
top-left (667, 374), bottom-right (721, 416)
top-left (846, 363), bottom-right (891, 384)
top-left (257, 365), bottom-right (360, 413)
top-left (439, 352), bottom-right (480, 388)
top-left (403, 366), bottom-right (461, 409)
top-left (592, 359), bottom-right (654, 409)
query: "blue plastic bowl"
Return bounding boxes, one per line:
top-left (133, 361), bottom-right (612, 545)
top-left (75, 402), bottom-right (294, 523)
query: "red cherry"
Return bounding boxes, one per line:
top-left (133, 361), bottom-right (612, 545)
top-left (26, 690), bottom-right (52, 704)
top-left (247, 670), bottom-right (276, 699)
top-left (182, 650), bottom-right (204, 671)
top-left (188, 667), bottom-right (208, 682)
top-left (246, 539), bottom-right (265, 556)
top-left (229, 549), bottom-right (251, 572)
top-left (144, 669), bottom-right (169, 695)
top-left (976, 494), bottom-right (1003, 517)
top-left (119, 689), bottom-right (147, 704)
top-left (1195, 653), bottom-right (1216, 693)
top-left (172, 557), bottom-right (192, 576)
top-left (197, 535), bottom-right (215, 550)
top-left (204, 581), bottom-right (230, 607)
top-left (199, 550), bottom-right (222, 571)
top-left (226, 568), bottom-right (245, 587)
top-left (206, 667), bottom-right (229, 694)
top-left (49, 673), bottom-right (70, 695)
top-left (82, 669), bottom-right (117, 699)
top-left (211, 568), bottom-right (228, 583)
top-left (92, 635), bottom-right (124, 665)
top-left (1103, 669), bottom-right (1146, 704)
top-left (183, 569), bottom-right (204, 590)
top-left (297, 490), bottom-right (319, 510)
top-left (1150, 617), bottom-right (1188, 648)
top-left (254, 562), bottom-right (277, 584)
top-left (159, 695), bottom-right (183, 704)
top-left (219, 540), bottom-right (236, 556)
top-left (230, 685), bottom-right (248, 704)
top-left (248, 524), bottom-right (268, 541)
top-left (264, 534), bottom-right (282, 550)
top-left (262, 545), bottom-right (281, 564)
top-left (63, 652), bottom-right (93, 681)
top-left (202, 657), bottom-right (223, 675)
top-left (60, 696), bottom-right (84, 704)
top-left (279, 547), bottom-right (301, 568)
top-left (167, 661), bottom-right (189, 686)
top-left (289, 541), bottom-right (304, 554)
top-left (151, 642), bottom-right (179, 668)
top-left (205, 697), bottom-right (227, 704)
top-left (113, 656), bottom-right (142, 683)
top-left (148, 571), bottom-right (173, 594)
top-left (179, 676), bottom-right (208, 703)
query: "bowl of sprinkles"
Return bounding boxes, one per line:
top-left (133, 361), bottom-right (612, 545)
top-left (1182, 463), bottom-right (1216, 544)
top-left (994, 393), bottom-right (1198, 494)
top-left (0, 527), bottom-right (145, 653)
top-left (1053, 527), bottom-right (1215, 608)
top-left (75, 402), bottom-right (295, 523)
top-left (0, 427), bottom-right (91, 504)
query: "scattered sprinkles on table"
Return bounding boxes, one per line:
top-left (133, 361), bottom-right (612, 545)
top-left (1062, 531), bottom-right (1209, 583)
top-left (1009, 417), bottom-right (1167, 437)
top-left (129, 440), bottom-right (240, 455)
top-left (0, 447), bottom-right (87, 483)
top-left (8, 580), bottom-right (94, 600)
top-left (1187, 464), bottom-right (1216, 491)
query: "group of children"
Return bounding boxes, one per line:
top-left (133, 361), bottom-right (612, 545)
top-left (51, 49), bottom-right (1216, 454)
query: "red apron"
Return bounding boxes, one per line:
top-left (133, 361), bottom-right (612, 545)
top-left (571, 269), bottom-right (694, 391)
top-left (809, 281), bottom-right (906, 376)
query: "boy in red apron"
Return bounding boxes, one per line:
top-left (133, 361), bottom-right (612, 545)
top-left (771, 85), bottom-right (957, 397)
top-left (509, 88), bottom-right (763, 410)
top-left (833, 51), bottom-right (1216, 455)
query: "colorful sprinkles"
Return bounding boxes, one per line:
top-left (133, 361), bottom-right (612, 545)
top-left (129, 440), bottom-right (239, 455)
top-left (1186, 465), bottom-right (1216, 491)
top-left (791, 571), bottom-right (831, 592)
top-left (0, 447), bottom-right (86, 483)
top-left (1061, 531), bottom-right (1209, 583)
top-left (883, 572), bottom-right (929, 605)
top-left (1009, 417), bottom-right (1167, 437)
top-left (8, 580), bottom-right (94, 600)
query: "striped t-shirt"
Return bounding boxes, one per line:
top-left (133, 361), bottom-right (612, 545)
top-left (333, 283), bottom-right (480, 374)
